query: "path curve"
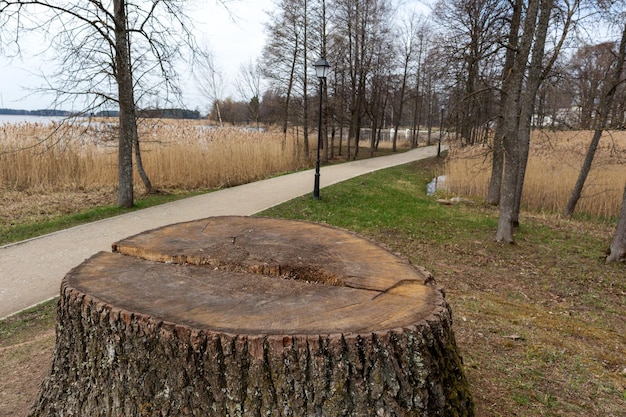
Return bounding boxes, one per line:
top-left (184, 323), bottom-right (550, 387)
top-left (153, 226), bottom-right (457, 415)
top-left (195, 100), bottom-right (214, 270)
top-left (0, 146), bottom-right (439, 319)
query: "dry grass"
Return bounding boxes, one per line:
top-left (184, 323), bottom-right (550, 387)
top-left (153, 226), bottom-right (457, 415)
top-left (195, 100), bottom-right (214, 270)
top-left (263, 159), bottom-right (626, 416)
top-left (0, 119), bottom-right (307, 193)
top-left (1, 158), bottom-right (625, 417)
top-left (444, 130), bottom-right (626, 218)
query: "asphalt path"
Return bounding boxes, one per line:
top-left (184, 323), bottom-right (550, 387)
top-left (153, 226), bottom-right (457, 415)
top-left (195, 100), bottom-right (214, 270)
top-left (0, 145), bottom-right (439, 319)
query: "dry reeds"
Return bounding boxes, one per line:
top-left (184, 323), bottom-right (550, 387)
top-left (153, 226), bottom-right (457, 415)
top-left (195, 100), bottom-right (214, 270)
top-left (0, 119), bottom-right (307, 193)
top-left (444, 130), bottom-right (626, 218)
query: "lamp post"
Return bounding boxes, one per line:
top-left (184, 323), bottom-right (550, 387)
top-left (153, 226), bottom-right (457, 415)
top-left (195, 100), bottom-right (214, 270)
top-left (438, 104), bottom-right (444, 157)
top-left (313, 57), bottom-right (330, 200)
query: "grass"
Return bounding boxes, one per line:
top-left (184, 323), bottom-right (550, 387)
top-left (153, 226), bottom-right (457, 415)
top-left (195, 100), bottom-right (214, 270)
top-left (0, 120), bottom-right (307, 191)
top-left (444, 129), bottom-right (626, 219)
top-left (0, 118), bottom-right (408, 246)
top-left (1, 155), bottom-right (625, 416)
top-left (0, 301), bottom-right (56, 348)
top-left (260, 157), bottom-right (626, 417)
top-left (0, 190), bottom-right (202, 246)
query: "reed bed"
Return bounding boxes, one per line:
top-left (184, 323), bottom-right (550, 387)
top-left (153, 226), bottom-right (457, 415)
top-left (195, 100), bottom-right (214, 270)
top-left (444, 130), bottom-right (626, 218)
top-left (0, 119), bottom-right (307, 193)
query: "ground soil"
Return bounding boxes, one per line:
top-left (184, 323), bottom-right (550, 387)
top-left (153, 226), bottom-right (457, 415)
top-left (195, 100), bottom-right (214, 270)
top-left (0, 188), bottom-right (116, 229)
top-left (0, 301), bottom-right (56, 417)
top-left (0, 189), bottom-right (115, 417)
top-left (1, 178), bottom-right (625, 416)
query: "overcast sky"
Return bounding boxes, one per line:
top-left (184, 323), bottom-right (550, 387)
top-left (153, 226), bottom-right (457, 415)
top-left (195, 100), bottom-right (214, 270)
top-left (0, 0), bottom-right (430, 113)
top-left (0, 0), bottom-right (275, 112)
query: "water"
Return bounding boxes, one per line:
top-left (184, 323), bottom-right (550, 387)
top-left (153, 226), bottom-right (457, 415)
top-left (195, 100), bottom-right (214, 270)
top-left (427, 175), bottom-right (446, 196)
top-left (0, 114), bottom-right (68, 125)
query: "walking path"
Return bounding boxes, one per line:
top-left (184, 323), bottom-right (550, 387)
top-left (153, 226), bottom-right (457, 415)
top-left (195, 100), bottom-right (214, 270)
top-left (0, 146), bottom-right (439, 319)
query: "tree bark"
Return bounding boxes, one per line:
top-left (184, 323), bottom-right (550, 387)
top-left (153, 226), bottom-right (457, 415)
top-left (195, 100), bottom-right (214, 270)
top-left (486, 132), bottom-right (504, 205)
top-left (115, 0), bottom-right (134, 208)
top-left (496, 0), bottom-right (576, 240)
top-left (124, 22), bottom-right (154, 195)
top-left (495, 0), bottom-right (541, 242)
top-left (510, 0), bottom-right (554, 228)
top-left (132, 119), bottom-right (155, 194)
top-left (607, 183), bottom-right (626, 262)
top-left (30, 217), bottom-right (474, 417)
top-left (564, 23), bottom-right (626, 218)
top-left (486, 0), bottom-right (522, 206)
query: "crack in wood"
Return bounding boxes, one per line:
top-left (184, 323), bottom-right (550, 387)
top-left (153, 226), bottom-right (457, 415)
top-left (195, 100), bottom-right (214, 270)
top-left (370, 279), bottom-right (422, 300)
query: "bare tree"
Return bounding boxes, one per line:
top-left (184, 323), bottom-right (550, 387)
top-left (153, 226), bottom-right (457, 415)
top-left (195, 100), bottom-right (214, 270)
top-left (495, 0), bottom-right (578, 243)
top-left (329, 0), bottom-right (395, 160)
top-left (607, 183), bottom-right (626, 262)
top-left (263, 0), bottom-right (304, 142)
top-left (390, 11), bottom-right (425, 152)
top-left (433, 0), bottom-right (506, 146)
top-left (568, 42), bottom-right (619, 129)
top-left (408, 20), bottom-right (433, 149)
top-left (195, 45), bottom-right (226, 125)
top-left (486, 0), bottom-right (523, 206)
top-left (237, 59), bottom-right (262, 129)
top-left (564, 26), bottom-right (626, 218)
top-left (0, 0), bottom-right (197, 207)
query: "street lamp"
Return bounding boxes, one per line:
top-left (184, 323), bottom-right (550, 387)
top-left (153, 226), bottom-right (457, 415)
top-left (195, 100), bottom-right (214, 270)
top-left (313, 57), bottom-right (330, 200)
top-left (438, 104), bottom-right (444, 157)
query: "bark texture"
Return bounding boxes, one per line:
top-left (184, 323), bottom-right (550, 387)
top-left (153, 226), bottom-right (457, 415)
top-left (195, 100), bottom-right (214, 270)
top-left (30, 217), bottom-right (473, 416)
top-left (607, 183), bottom-right (626, 262)
top-left (114, 0), bottom-right (135, 208)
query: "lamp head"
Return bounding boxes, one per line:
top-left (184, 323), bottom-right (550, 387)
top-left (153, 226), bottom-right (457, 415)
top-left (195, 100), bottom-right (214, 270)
top-left (314, 57), bottom-right (330, 79)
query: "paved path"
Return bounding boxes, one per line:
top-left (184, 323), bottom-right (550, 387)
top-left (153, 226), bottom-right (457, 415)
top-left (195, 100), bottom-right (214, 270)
top-left (0, 146), bottom-right (439, 319)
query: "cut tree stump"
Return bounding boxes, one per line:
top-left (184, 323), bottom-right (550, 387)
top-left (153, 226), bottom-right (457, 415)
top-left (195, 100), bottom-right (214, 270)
top-left (31, 216), bottom-right (473, 417)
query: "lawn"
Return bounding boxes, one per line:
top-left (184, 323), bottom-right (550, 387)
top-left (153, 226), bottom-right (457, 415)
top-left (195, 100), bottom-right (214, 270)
top-left (1, 156), bottom-right (625, 416)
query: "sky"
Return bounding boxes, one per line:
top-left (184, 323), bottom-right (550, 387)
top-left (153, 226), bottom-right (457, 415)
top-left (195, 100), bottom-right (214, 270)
top-left (0, 0), bottom-right (275, 112)
top-left (0, 0), bottom-right (429, 113)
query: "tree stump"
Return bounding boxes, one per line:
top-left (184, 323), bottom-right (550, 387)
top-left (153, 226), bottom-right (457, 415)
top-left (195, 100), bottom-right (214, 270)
top-left (31, 216), bottom-right (473, 417)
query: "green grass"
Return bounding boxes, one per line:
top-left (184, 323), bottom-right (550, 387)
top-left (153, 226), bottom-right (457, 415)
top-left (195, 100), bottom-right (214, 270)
top-left (2, 156), bottom-right (625, 417)
top-left (0, 191), bottom-right (203, 246)
top-left (0, 299), bottom-right (57, 347)
top-left (261, 161), bottom-right (498, 242)
top-left (259, 157), bottom-right (626, 417)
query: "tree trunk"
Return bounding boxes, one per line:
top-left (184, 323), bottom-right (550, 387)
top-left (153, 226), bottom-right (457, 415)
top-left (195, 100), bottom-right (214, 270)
top-left (392, 57), bottom-right (409, 152)
top-left (302, 0), bottom-right (310, 157)
top-left (123, 21), bottom-right (154, 196)
top-left (496, 0), bottom-right (576, 240)
top-left (495, 136), bottom-right (521, 243)
top-left (321, 0), bottom-right (330, 164)
top-left (486, 133), bottom-right (504, 205)
top-left (411, 36), bottom-right (424, 149)
top-left (282, 27), bottom-right (298, 144)
top-left (510, 0), bottom-right (554, 227)
top-left (114, 0), bottom-right (134, 208)
top-left (607, 183), bottom-right (626, 262)
top-left (30, 217), bottom-right (474, 417)
top-left (486, 0), bottom-right (522, 206)
top-left (564, 23), bottom-right (626, 218)
top-left (495, 0), bottom-right (541, 242)
top-left (132, 119), bottom-right (155, 194)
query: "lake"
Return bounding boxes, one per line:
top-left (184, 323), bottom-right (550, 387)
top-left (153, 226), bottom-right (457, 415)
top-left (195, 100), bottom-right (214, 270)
top-left (0, 114), bottom-right (70, 125)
